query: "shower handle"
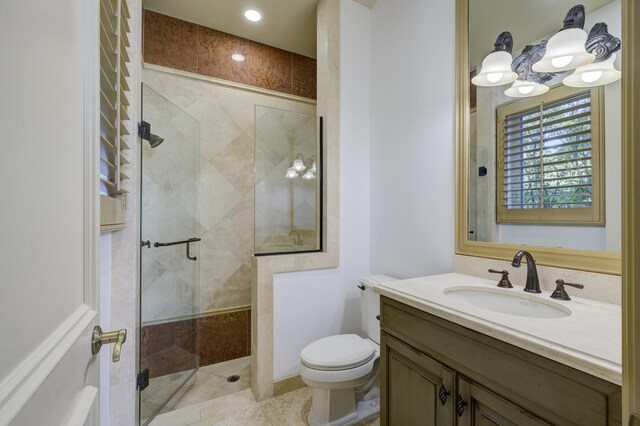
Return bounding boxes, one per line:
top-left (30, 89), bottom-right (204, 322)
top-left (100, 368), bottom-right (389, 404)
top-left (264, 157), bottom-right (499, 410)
top-left (153, 237), bottom-right (201, 261)
top-left (186, 241), bottom-right (197, 261)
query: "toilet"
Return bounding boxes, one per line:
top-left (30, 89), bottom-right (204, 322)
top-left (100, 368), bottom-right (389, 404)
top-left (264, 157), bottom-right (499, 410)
top-left (299, 275), bottom-right (397, 426)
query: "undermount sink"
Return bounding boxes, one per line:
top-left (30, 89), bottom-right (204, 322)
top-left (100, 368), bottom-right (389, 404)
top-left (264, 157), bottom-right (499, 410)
top-left (443, 286), bottom-right (571, 319)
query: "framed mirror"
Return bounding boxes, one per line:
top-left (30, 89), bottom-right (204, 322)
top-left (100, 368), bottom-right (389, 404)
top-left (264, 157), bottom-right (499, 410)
top-left (455, 0), bottom-right (622, 274)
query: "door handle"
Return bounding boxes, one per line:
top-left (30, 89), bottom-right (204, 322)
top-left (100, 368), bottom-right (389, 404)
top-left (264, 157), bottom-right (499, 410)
top-left (91, 326), bottom-right (127, 362)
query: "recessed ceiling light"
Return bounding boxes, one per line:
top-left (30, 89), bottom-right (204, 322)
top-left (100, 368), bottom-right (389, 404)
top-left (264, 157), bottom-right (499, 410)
top-left (244, 9), bottom-right (262, 22)
top-left (231, 53), bottom-right (245, 62)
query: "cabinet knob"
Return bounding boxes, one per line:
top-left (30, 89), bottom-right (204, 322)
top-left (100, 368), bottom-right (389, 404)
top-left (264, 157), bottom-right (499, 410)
top-left (438, 385), bottom-right (450, 406)
top-left (456, 395), bottom-right (467, 417)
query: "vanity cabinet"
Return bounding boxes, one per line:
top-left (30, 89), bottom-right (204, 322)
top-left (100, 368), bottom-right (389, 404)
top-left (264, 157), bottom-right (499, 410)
top-left (384, 334), bottom-right (455, 424)
top-left (380, 297), bottom-right (622, 426)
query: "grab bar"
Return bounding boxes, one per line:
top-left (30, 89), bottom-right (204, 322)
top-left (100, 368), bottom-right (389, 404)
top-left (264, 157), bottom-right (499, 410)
top-left (152, 237), bottom-right (201, 261)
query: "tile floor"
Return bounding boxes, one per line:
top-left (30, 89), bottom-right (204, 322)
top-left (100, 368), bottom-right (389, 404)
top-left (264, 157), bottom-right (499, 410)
top-left (150, 386), bottom-right (380, 426)
top-left (146, 355), bottom-right (380, 425)
top-left (143, 357), bottom-right (251, 424)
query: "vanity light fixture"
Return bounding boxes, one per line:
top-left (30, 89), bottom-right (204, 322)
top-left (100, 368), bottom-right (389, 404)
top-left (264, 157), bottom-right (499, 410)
top-left (563, 23), bottom-right (621, 87)
top-left (285, 154), bottom-right (317, 181)
top-left (244, 9), bottom-right (262, 22)
top-left (563, 53), bottom-right (620, 87)
top-left (285, 167), bottom-right (298, 179)
top-left (471, 32), bottom-right (518, 87)
top-left (231, 53), bottom-right (245, 62)
top-left (292, 154), bottom-right (306, 172)
top-left (504, 79), bottom-right (549, 98)
top-left (301, 170), bottom-right (316, 180)
top-left (532, 5), bottom-right (595, 73)
top-left (505, 41), bottom-right (555, 98)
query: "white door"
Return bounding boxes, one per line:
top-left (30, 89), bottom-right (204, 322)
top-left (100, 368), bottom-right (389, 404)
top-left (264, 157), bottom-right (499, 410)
top-left (0, 1), bottom-right (113, 424)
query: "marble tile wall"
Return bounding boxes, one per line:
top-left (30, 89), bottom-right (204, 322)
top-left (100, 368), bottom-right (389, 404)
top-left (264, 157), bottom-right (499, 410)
top-left (143, 10), bottom-right (317, 100)
top-left (141, 309), bottom-right (251, 378)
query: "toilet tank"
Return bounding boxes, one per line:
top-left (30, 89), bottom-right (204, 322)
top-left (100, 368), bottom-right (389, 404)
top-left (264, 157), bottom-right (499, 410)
top-left (360, 275), bottom-right (397, 344)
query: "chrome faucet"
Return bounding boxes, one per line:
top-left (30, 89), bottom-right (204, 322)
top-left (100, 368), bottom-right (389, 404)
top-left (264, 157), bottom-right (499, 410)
top-left (289, 230), bottom-right (303, 246)
top-left (511, 250), bottom-right (541, 293)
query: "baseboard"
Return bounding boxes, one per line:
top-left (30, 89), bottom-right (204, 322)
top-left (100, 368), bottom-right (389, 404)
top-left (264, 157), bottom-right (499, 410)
top-left (273, 374), bottom-right (306, 397)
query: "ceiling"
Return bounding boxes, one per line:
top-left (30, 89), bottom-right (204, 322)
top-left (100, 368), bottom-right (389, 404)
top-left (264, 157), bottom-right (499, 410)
top-left (143, 0), bottom-right (318, 58)
top-left (469, 0), bottom-right (616, 69)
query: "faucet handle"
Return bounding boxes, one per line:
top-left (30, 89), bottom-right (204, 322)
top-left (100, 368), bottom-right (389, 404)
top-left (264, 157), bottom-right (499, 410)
top-left (488, 269), bottom-right (513, 288)
top-left (551, 279), bottom-right (584, 301)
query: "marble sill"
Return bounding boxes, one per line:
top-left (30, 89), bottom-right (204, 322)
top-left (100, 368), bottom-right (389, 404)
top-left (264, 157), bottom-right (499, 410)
top-left (375, 272), bottom-right (622, 385)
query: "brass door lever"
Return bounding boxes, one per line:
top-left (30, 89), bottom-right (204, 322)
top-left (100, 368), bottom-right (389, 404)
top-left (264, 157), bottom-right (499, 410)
top-left (92, 326), bottom-right (127, 362)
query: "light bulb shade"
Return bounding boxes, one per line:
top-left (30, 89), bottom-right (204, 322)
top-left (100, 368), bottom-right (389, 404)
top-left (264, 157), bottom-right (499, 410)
top-left (471, 51), bottom-right (518, 87)
top-left (285, 167), bottom-right (298, 179)
top-left (311, 162), bottom-right (317, 173)
top-left (292, 158), bottom-right (306, 172)
top-left (532, 28), bottom-right (595, 72)
top-left (563, 53), bottom-right (621, 87)
top-left (302, 171), bottom-right (316, 180)
top-left (504, 80), bottom-right (549, 98)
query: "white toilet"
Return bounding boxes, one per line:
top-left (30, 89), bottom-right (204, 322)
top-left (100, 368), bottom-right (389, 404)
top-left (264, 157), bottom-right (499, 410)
top-left (299, 275), bottom-right (397, 426)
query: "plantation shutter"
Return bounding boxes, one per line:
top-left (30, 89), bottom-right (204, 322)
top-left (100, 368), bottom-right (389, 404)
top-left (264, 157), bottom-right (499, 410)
top-left (100, 0), bottom-right (131, 229)
top-left (497, 85), bottom-right (604, 225)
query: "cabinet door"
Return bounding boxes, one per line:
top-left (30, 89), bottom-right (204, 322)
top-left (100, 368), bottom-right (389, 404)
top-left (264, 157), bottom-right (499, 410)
top-left (381, 333), bottom-right (456, 426)
top-left (456, 376), bottom-right (553, 426)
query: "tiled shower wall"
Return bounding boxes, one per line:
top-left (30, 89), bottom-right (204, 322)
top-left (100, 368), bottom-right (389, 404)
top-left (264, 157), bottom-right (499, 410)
top-left (143, 10), bottom-right (317, 99)
top-left (141, 57), bottom-right (316, 372)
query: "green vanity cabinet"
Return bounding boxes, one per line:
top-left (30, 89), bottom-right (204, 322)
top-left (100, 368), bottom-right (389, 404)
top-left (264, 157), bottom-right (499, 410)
top-left (382, 333), bottom-right (456, 425)
top-left (379, 297), bottom-right (622, 426)
top-left (456, 377), bottom-right (551, 426)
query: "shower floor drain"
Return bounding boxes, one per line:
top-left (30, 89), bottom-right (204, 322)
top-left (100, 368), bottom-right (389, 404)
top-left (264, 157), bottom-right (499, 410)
top-left (227, 375), bottom-right (240, 383)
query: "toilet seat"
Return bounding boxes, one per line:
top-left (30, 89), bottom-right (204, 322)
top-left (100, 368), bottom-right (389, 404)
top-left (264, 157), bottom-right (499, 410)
top-left (301, 334), bottom-right (376, 371)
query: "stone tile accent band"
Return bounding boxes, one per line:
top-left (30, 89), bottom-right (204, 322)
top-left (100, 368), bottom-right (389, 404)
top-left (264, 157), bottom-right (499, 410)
top-left (143, 10), bottom-right (317, 99)
top-left (141, 308), bottom-right (251, 379)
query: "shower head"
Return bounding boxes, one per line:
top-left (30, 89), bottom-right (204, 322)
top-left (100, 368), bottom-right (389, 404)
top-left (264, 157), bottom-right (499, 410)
top-left (138, 121), bottom-right (164, 148)
top-left (149, 134), bottom-right (164, 148)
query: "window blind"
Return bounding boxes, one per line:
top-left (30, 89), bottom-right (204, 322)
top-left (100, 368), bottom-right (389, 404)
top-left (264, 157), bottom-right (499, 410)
top-left (100, 0), bottom-right (131, 228)
top-left (502, 90), bottom-right (593, 210)
top-left (496, 84), bottom-right (604, 225)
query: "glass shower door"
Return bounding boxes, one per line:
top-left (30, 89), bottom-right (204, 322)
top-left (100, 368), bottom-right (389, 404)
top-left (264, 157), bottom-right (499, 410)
top-left (139, 84), bottom-right (201, 425)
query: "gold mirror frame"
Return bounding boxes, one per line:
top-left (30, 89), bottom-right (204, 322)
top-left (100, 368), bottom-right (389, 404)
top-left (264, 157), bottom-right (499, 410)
top-left (454, 0), bottom-right (621, 275)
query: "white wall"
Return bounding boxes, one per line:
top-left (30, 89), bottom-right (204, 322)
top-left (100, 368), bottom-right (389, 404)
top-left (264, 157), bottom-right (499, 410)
top-left (369, 0), bottom-right (456, 278)
top-left (273, 0), bottom-right (372, 380)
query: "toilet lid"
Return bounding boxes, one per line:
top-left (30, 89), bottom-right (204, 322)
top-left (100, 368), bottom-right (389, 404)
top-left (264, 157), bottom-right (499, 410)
top-left (300, 334), bottom-right (375, 371)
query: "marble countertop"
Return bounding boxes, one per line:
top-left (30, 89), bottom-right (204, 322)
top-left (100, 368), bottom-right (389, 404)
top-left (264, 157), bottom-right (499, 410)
top-left (374, 273), bottom-right (622, 385)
